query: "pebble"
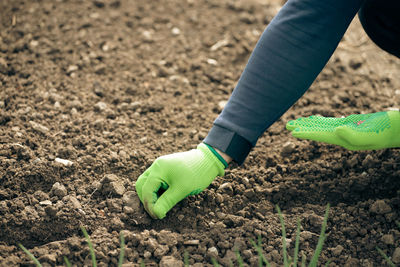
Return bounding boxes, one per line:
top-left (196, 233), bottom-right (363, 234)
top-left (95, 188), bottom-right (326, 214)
top-left (370, 200), bottom-right (391, 214)
top-left (281, 141), bottom-right (295, 156)
top-left (331, 245), bottom-right (344, 256)
top-left (44, 205), bottom-right (58, 217)
top-left (39, 200), bottom-right (52, 206)
top-left (184, 240), bottom-right (199, 246)
top-left (218, 100), bottom-right (227, 111)
top-left (207, 58), bottom-right (218, 65)
top-left (51, 182), bottom-right (67, 198)
top-left (67, 196), bottom-right (82, 209)
top-left (29, 121), bottom-right (49, 134)
top-left (122, 191), bottom-right (140, 210)
top-left (207, 246), bottom-right (218, 257)
top-left (154, 245), bottom-right (169, 258)
top-left (54, 158), bottom-right (73, 167)
top-left (159, 256), bottom-right (183, 267)
top-left (101, 174), bottom-right (126, 196)
top-left (143, 251), bottom-right (152, 259)
top-left (218, 182), bottom-right (232, 192)
top-left (171, 27), bottom-right (181, 35)
top-left (66, 65), bottom-right (78, 74)
top-left (381, 234), bottom-right (394, 245)
top-left (308, 213), bottom-right (324, 227)
top-left (94, 101), bottom-right (107, 112)
top-left (392, 247), bottom-right (400, 264)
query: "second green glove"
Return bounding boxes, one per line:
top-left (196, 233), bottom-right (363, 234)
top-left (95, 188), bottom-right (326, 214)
top-left (286, 110), bottom-right (400, 150)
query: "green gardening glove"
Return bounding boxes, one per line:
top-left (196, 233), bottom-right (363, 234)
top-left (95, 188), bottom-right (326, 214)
top-left (286, 110), bottom-right (400, 150)
top-left (135, 143), bottom-right (226, 219)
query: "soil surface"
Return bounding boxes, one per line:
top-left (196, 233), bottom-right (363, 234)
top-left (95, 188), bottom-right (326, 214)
top-left (1, 0), bottom-right (400, 266)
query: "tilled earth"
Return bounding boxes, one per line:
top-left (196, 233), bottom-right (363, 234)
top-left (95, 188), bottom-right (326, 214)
top-left (1, 0), bottom-right (400, 266)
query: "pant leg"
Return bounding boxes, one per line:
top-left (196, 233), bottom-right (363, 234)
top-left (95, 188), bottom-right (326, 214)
top-left (359, 0), bottom-right (400, 58)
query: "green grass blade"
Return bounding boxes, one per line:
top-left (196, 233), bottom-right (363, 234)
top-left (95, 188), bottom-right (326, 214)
top-left (250, 237), bottom-right (271, 267)
top-left (276, 206), bottom-right (288, 267)
top-left (64, 256), bottom-right (71, 267)
top-left (293, 218), bottom-right (301, 267)
top-left (308, 204), bottom-right (330, 267)
top-left (184, 250), bottom-right (189, 266)
top-left (301, 251), bottom-right (306, 267)
top-left (376, 247), bottom-right (395, 267)
top-left (18, 244), bottom-right (42, 267)
top-left (81, 227), bottom-right (97, 267)
top-left (235, 249), bottom-right (244, 267)
top-left (118, 231), bottom-right (125, 267)
top-left (324, 260), bottom-right (331, 267)
top-left (211, 257), bottom-right (220, 267)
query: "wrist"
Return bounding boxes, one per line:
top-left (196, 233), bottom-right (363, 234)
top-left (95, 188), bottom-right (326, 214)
top-left (203, 143), bottom-right (232, 167)
top-left (214, 148), bottom-right (232, 164)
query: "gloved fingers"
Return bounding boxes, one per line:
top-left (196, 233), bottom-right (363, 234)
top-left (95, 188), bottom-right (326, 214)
top-left (335, 126), bottom-right (376, 149)
top-left (135, 168), bottom-right (151, 203)
top-left (291, 126), bottom-right (346, 147)
top-left (141, 175), bottom-right (168, 219)
top-left (287, 116), bottom-right (345, 131)
top-left (152, 186), bottom-right (188, 219)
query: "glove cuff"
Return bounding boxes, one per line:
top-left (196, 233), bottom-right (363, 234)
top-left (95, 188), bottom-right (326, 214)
top-left (197, 143), bottom-right (226, 176)
top-left (203, 143), bottom-right (228, 168)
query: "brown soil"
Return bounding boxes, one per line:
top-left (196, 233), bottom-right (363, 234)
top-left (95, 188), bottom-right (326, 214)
top-left (1, 0), bottom-right (399, 266)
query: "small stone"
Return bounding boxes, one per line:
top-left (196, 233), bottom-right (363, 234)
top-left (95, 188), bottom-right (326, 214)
top-left (370, 200), bottom-right (391, 214)
top-left (381, 234), bottom-right (394, 245)
top-left (207, 58), bottom-right (218, 65)
top-left (218, 100), bottom-right (227, 111)
top-left (93, 82), bottom-right (105, 97)
top-left (45, 205), bottom-right (58, 217)
top-left (207, 246), bottom-right (218, 258)
top-left (362, 154), bottom-right (375, 168)
top-left (331, 245), bottom-right (344, 256)
top-left (39, 200), bottom-right (52, 206)
top-left (109, 181), bottom-right (125, 196)
top-left (160, 256), bottom-right (183, 267)
top-left (139, 137), bottom-right (147, 144)
top-left (171, 27), bottom-right (181, 35)
top-left (68, 196), bottom-right (82, 209)
top-left (154, 245), bottom-right (169, 258)
top-left (143, 251), bottom-right (152, 259)
top-left (219, 182), bottom-right (232, 191)
top-left (66, 65), bottom-right (78, 74)
top-left (281, 141), bottom-right (295, 156)
top-left (123, 206), bottom-right (134, 214)
top-left (51, 182), bottom-right (67, 198)
top-left (38, 254), bottom-right (57, 264)
top-left (122, 191), bottom-right (140, 210)
top-left (94, 101), bottom-right (107, 112)
top-left (101, 174), bottom-right (125, 196)
top-left (308, 213), bottom-right (324, 227)
top-left (29, 121), bottom-right (49, 134)
top-left (392, 247), bottom-right (400, 264)
top-left (54, 158), bottom-right (73, 166)
top-left (184, 240), bottom-right (199, 245)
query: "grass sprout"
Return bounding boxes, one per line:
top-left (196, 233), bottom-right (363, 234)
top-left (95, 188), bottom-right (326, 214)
top-left (81, 226), bottom-right (97, 267)
top-left (18, 243), bottom-right (42, 267)
top-left (375, 220), bottom-right (400, 267)
top-left (118, 231), bottom-right (125, 267)
top-left (64, 256), bottom-right (72, 267)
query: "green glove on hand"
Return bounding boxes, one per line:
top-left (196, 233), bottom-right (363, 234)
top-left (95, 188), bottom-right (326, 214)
top-left (135, 143), bottom-right (226, 219)
top-left (286, 110), bottom-right (400, 150)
